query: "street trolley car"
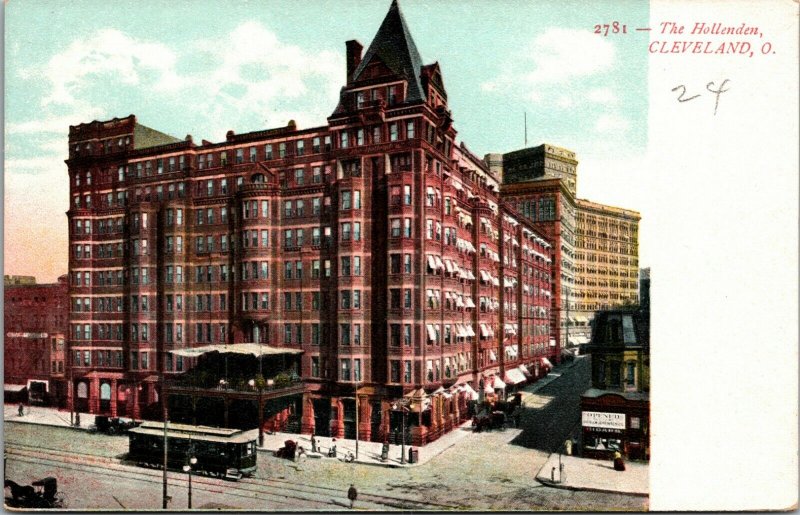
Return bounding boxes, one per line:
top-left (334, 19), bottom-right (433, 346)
top-left (127, 422), bottom-right (257, 480)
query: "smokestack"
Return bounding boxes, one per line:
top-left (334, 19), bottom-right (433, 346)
top-left (346, 40), bottom-right (363, 81)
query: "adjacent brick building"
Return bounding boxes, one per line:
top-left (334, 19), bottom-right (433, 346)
top-left (4, 275), bottom-right (69, 405)
top-left (491, 144), bottom-right (641, 351)
top-left (64, 0), bottom-right (556, 442)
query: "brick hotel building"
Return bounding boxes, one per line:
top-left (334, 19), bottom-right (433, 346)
top-left (64, 1), bottom-right (556, 440)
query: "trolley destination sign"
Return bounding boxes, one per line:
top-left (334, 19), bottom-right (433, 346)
top-left (581, 411), bottom-right (626, 430)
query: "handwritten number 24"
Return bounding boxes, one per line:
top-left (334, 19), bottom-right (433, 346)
top-left (671, 79), bottom-right (731, 115)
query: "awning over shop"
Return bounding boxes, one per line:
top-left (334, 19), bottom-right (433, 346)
top-left (5, 384), bottom-right (27, 392)
top-left (542, 357), bottom-right (554, 368)
top-left (518, 365), bottom-right (533, 378)
top-left (489, 350), bottom-right (497, 361)
top-left (491, 376), bottom-right (506, 390)
top-left (459, 382), bottom-right (479, 400)
top-left (504, 368), bottom-right (527, 385)
top-left (169, 343), bottom-right (303, 358)
top-left (464, 297), bottom-right (476, 308)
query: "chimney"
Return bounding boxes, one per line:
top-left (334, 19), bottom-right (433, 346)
top-left (346, 40), bottom-right (363, 80)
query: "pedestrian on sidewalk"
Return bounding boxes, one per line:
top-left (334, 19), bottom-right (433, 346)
top-left (17, 403), bottom-right (24, 417)
top-left (347, 484), bottom-right (358, 509)
top-left (311, 434), bottom-right (317, 453)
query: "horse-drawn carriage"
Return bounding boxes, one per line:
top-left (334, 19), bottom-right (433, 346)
top-left (5, 476), bottom-right (66, 508)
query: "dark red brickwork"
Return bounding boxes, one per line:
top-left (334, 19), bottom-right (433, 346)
top-left (62, 1), bottom-right (557, 438)
top-left (4, 276), bottom-right (69, 405)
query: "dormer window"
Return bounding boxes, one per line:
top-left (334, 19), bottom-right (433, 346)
top-left (388, 85), bottom-right (397, 105)
top-left (356, 91), bottom-right (365, 109)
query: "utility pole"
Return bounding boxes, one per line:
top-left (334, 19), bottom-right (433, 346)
top-left (162, 371), bottom-right (169, 509)
top-left (524, 112), bottom-right (528, 147)
top-left (354, 379), bottom-right (359, 459)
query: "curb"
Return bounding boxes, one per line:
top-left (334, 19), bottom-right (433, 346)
top-left (535, 477), bottom-right (649, 498)
top-left (4, 418), bottom-right (90, 432)
top-left (257, 441), bottom-right (458, 469)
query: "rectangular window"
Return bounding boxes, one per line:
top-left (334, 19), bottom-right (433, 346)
top-left (341, 359), bottom-right (351, 381)
top-left (296, 140), bottom-right (305, 156)
top-left (390, 123), bottom-right (399, 141)
top-left (406, 120), bottom-right (415, 139)
top-left (312, 137), bottom-right (321, 153)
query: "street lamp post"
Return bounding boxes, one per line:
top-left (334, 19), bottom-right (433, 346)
top-left (182, 456), bottom-right (197, 509)
top-left (392, 403), bottom-right (408, 464)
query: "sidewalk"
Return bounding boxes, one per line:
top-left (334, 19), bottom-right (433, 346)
top-left (3, 404), bottom-right (85, 430)
top-left (535, 453), bottom-right (649, 496)
top-left (3, 362), bottom-right (575, 468)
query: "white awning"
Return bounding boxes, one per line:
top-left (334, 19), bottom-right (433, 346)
top-left (489, 350), bottom-right (497, 361)
top-left (542, 357), bottom-right (554, 368)
top-left (445, 259), bottom-right (456, 274)
top-left (466, 270), bottom-right (476, 281)
top-left (452, 180), bottom-right (463, 191)
top-left (455, 295), bottom-right (465, 308)
top-left (434, 255), bottom-right (445, 270)
top-left (427, 255), bottom-right (437, 270)
top-left (480, 270), bottom-right (490, 282)
top-left (426, 324), bottom-right (437, 341)
top-left (5, 384), bottom-right (27, 392)
top-left (504, 278), bottom-right (514, 288)
top-left (491, 376), bottom-right (507, 389)
top-left (480, 324), bottom-right (490, 337)
top-left (492, 276), bottom-right (500, 286)
top-left (466, 324), bottom-right (476, 337)
top-left (464, 296), bottom-right (476, 308)
top-left (492, 252), bottom-right (500, 263)
top-left (504, 368), bottom-right (527, 385)
top-left (169, 343), bottom-right (303, 358)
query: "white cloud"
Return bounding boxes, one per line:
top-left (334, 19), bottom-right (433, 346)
top-left (556, 95), bottom-right (574, 109)
top-left (482, 28), bottom-right (615, 93)
top-left (40, 28), bottom-right (181, 106)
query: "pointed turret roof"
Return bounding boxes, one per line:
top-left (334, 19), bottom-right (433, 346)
top-left (351, 0), bottom-right (426, 102)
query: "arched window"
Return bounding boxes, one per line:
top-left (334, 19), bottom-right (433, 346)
top-left (100, 383), bottom-right (112, 400)
top-left (77, 382), bottom-right (88, 398)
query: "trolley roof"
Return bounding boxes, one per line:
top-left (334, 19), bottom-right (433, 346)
top-left (129, 421), bottom-right (256, 444)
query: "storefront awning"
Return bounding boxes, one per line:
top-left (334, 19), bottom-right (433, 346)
top-left (5, 384), bottom-right (27, 392)
top-left (491, 376), bottom-right (507, 390)
top-left (542, 357), bottom-right (554, 368)
top-left (504, 368), bottom-right (527, 385)
top-left (518, 365), bottom-right (533, 378)
top-left (169, 343), bottom-right (303, 358)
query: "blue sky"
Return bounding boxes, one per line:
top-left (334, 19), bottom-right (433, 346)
top-left (4, 0), bottom-right (649, 280)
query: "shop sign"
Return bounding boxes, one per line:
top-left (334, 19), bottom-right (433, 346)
top-left (582, 411), bottom-right (626, 430)
top-left (6, 332), bottom-right (48, 338)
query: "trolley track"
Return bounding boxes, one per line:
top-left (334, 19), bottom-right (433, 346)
top-left (4, 442), bottom-right (459, 510)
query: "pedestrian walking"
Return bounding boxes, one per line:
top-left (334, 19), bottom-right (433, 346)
top-left (347, 484), bottom-right (358, 509)
top-left (311, 435), bottom-right (317, 453)
top-left (17, 403), bottom-right (24, 417)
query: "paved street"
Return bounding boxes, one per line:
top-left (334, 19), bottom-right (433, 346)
top-left (4, 358), bottom-right (647, 510)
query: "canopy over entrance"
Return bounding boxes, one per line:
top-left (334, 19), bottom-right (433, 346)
top-left (169, 343), bottom-right (303, 358)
